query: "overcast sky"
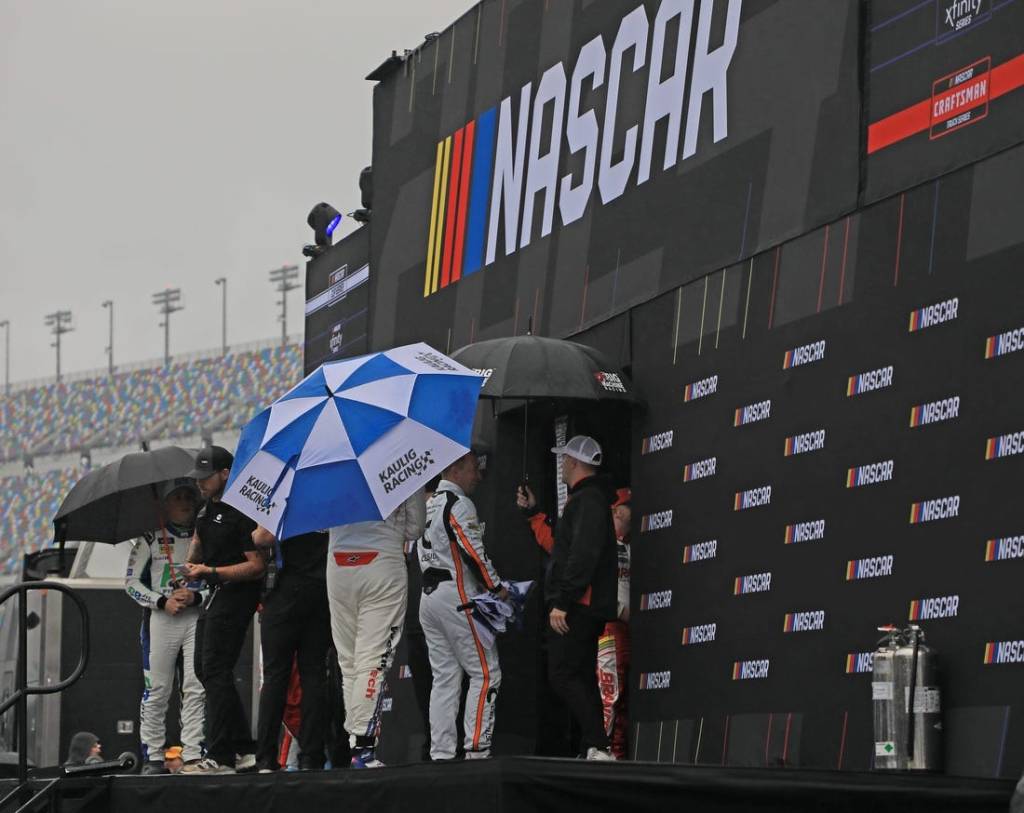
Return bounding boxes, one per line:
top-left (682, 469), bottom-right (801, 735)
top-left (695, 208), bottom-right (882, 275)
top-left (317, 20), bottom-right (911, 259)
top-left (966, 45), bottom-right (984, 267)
top-left (0, 0), bottom-right (470, 385)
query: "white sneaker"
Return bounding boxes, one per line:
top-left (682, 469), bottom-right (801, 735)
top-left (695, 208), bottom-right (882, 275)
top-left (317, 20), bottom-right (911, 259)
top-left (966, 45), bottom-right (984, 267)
top-left (586, 747), bottom-right (615, 761)
top-left (235, 753), bottom-right (257, 773)
top-left (180, 758), bottom-right (235, 775)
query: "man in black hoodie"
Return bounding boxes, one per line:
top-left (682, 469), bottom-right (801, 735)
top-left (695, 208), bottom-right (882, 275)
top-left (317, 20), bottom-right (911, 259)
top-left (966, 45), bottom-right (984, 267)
top-left (518, 435), bottom-right (618, 760)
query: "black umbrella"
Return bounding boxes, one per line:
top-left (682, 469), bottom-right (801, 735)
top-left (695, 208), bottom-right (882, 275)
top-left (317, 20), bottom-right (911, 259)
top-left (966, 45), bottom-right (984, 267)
top-left (53, 446), bottom-right (198, 544)
top-left (451, 335), bottom-right (639, 480)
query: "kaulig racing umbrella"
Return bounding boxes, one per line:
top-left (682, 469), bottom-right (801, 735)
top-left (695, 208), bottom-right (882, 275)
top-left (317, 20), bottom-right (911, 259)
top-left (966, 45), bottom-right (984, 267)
top-left (223, 342), bottom-right (482, 538)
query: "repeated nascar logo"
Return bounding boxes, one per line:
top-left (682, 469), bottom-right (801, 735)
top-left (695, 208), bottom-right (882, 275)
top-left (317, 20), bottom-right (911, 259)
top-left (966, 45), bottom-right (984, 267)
top-left (909, 396), bottom-right (960, 428)
top-left (985, 535), bottom-right (1024, 562)
top-left (638, 671), bottom-right (672, 690)
top-left (847, 365), bottom-right (894, 396)
top-left (684, 456), bottom-right (717, 482)
top-left (639, 590), bottom-right (673, 611)
top-left (783, 339), bottom-right (826, 370)
top-left (784, 429), bottom-right (825, 457)
top-left (640, 510), bottom-right (673, 533)
top-left (909, 594), bottom-right (960, 620)
top-left (732, 659), bottom-right (770, 680)
top-left (846, 555), bottom-right (894, 581)
top-left (782, 610), bottom-right (825, 633)
top-left (681, 623), bottom-right (717, 646)
top-left (845, 651), bottom-right (875, 674)
top-left (785, 519), bottom-right (825, 545)
top-left (733, 485), bottom-right (771, 510)
top-left (985, 326), bottom-right (1024, 358)
top-left (733, 572), bottom-right (771, 595)
top-left (684, 374), bottom-right (719, 402)
top-left (641, 430), bottom-right (673, 455)
top-left (908, 297), bottom-right (959, 332)
top-left (985, 430), bottom-right (1024, 460)
top-left (846, 460), bottom-right (894, 488)
top-left (683, 539), bottom-right (718, 564)
top-left (909, 495), bottom-right (960, 524)
top-left (733, 399), bottom-right (771, 427)
top-left (984, 640), bottom-right (1024, 665)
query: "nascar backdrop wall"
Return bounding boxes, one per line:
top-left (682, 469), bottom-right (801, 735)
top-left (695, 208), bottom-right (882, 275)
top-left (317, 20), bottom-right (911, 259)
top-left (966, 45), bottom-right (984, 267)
top-left (352, 0), bottom-right (1024, 776)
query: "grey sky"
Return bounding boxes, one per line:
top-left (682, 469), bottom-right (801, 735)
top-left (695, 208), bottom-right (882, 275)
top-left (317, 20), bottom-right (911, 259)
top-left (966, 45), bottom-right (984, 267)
top-left (0, 0), bottom-right (469, 385)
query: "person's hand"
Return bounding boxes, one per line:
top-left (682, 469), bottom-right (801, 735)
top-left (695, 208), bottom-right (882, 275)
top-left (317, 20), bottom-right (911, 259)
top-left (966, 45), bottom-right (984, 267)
top-left (182, 562), bottom-right (209, 579)
top-left (549, 607), bottom-right (569, 635)
top-left (163, 597), bottom-right (183, 616)
top-left (171, 588), bottom-right (194, 604)
top-left (516, 484), bottom-right (536, 511)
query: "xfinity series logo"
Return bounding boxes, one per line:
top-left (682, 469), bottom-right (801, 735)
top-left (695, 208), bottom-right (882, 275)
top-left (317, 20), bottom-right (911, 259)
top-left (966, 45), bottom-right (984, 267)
top-left (639, 590), bottom-right (673, 611)
top-left (638, 670), bottom-right (672, 690)
top-left (732, 659), bottom-right (769, 680)
top-left (986, 430), bottom-right (1024, 460)
top-left (733, 485), bottom-right (771, 510)
top-left (784, 429), bottom-right (825, 457)
top-left (785, 520), bottom-right (825, 545)
top-left (846, 460), bottom-right (894, 488)
top-left (783, 611), bottom-right (825, 633)
top-left (595, 372), bottom-right (627, 393)
top-left (985, 326), bottom-right (1024, 358)
top-left (681, 623), bottom-right (716, 646)
top-left (684, 374), bottom-right (718, 402)
top-left (641, 430), bottom-right (673, 455)
top-left (684, 456), bottom-right (717, 482)
top-left (910, 396), bottom-right (960, 428)
top-left (329, 323), bottom-right (344, 354)
top-left (909, 594), bottom-right (960, 620)
top-left (734, 399), bottom-right (771, 427)
top-left (984, 640), bottom-right (1024, 665)
top-left (930, 57), bottom-right (991, 139)
top-left (783, 339), bottom-right (826, 369)
top-left (908, 297), bottom-right (958, 332)
top-left (986, 535), bottom-right (1024, 562)
top-left (683, 539), bottom-right (717, 563)
top-left (640, 510), bottom-right (673, 533)
top-left (378, 449), bottom-right (435, 494)
top-left (845, 652), bottom-right (875, 674)
top-left (734, 572), bottom-right (771, 595)
top-left (847, 365), bottom-right (894, 396)
top-left (422, 0), bottom-right (742, 296)
top-left (939, 0), bottom-right (990, 39)
top-left (846, 555), bottom-right (894, 581)
top-left (909, 495), bottom-right (960, 523)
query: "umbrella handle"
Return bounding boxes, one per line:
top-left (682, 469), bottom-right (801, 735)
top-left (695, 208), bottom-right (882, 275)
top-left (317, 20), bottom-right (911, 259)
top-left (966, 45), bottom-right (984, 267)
top-left (521, 401), bottom-right (529, 483)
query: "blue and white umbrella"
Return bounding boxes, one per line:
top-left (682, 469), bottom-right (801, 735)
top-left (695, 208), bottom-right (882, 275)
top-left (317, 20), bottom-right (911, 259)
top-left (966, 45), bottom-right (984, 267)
top-left (222, 342), bottom-right (482, 538)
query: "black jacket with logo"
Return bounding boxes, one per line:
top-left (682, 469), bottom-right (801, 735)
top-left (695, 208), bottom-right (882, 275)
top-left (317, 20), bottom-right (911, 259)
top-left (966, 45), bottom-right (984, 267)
top-left (544, 475), bottom-right (618, 620)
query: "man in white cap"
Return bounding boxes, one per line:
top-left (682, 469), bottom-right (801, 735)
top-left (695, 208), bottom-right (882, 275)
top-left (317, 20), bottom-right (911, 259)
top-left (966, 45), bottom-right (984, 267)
top-left (517, 435), bottom-right (618, 760)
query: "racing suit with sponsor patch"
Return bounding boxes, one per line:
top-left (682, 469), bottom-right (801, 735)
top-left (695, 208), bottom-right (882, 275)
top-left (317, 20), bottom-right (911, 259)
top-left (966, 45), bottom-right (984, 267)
top-left (125, 525), bottom-right (206, 763)
top-left (327, 493), bottom-right (426, 749)
top-left (597, 535), bottom-right (630, 759)
top-left (419, 481), bottom-right (502, 759)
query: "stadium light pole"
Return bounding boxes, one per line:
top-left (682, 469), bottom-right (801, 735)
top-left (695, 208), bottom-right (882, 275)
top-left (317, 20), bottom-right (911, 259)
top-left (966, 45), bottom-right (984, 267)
top-left (152, 288), bottom-right (183, 367)
top-left (0, 320), bottom-right (9, 396)
top-left (44, 310), bottom-right (74, 383)
top-left (268, 265), bottom-right (300, 347)
top-left (102, 300), bottom-right (114, 376)
top-left (214, 277), bottom-right (227, 356)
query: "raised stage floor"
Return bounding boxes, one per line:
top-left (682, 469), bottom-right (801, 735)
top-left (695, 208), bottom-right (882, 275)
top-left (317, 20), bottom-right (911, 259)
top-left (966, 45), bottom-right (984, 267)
top-left (4, 757), bottom-right (1016, 813)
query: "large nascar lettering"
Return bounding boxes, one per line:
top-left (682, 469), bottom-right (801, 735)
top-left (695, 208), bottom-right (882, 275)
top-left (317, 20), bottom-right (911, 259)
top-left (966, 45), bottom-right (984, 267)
top-left (846, 555), bottom-right (894, 581)
top-left (684, 374), bottom-right (718, 401)
top-left (783, 339), bottom-right (826, 369)
top-left (847, 365), bottom-right (894, 396)
top-left (985, 640), bottom-right (1024, 665)
top-left (683, 539), bottom-right (718, 563)
top-left (909, 595), bottom-right (960, 620)
top-left (909, 495), bottom-right (960, 523)
top-left (986, 535), bottom-right (1024, 562)
top-left (732, 659), bottom-right (770, 680)
top-left (785, 520), bottom-right (825, 544)
top-left (425, 0), bottom-right (743, 296)
top-left (986, 430), bottom-right (1024, 460)
top-left (639, 590), bottom-right (673, 610)
top-left (784, 429), bottom-right (825, 457)
top-left (846, 652), bottom-right (875, 674)
top-left (908, 297), bottom-right (959, 332)
top-left (639, 670), bottom-right (672, 690)
top-left (640, 510), bottom-right (673, 532)
top-left (734, 399), bottom-right (771, 427)
top-left (641, 430), bottom-right (674, 454)
top-left (783, 611), bottom-right (825, 633)
top-left (681, 623), bottom-right (717, 645)
top-left (734, 485), bottom-right (771, 510)
top-left (684, 456), bottom-right (717, 482)
top-left (734, 572), bottom-right (771, 595)
top-left (985, 326), bottom-right (1024, 358)
top-left (910, 396), bottom-right (960, 427)
top-left (846, 460), bottom-right (894, 488)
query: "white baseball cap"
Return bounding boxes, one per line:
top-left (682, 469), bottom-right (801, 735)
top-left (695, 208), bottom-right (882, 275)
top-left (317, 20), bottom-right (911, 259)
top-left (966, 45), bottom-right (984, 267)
top-left (551, 435), bottom-right (603, 466)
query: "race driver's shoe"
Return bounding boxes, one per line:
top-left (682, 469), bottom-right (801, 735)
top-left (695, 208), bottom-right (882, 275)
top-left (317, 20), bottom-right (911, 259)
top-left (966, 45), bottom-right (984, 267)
top-left (350, 749), bottom-right (385, 769)
top-left (180, 758), bottom-right (235, 775)
top-left (585, 747), bottom-right (615, 761)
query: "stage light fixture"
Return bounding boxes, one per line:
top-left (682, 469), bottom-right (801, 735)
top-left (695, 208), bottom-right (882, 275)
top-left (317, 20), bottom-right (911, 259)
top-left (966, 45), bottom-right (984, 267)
top-left (308, 202), bottom-right (342, 247)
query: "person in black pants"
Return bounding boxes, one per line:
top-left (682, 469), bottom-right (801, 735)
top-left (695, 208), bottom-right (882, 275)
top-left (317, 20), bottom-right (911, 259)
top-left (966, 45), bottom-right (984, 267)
top-left (517, 435), bottom-right (618, 760)
top-left (252, 528), bottom-right (331, 771)
top-left (180, 446), bottom-right (265, 775)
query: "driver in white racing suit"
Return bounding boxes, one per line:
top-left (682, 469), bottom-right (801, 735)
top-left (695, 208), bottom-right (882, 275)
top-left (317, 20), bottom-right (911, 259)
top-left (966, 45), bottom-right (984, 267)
top-left (125, 478), bottom-right (206, 774)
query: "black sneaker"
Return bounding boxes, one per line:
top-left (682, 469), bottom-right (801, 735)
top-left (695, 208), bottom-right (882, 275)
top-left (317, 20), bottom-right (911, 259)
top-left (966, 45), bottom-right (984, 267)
top-left (142, 760), bottom-right (169, 775)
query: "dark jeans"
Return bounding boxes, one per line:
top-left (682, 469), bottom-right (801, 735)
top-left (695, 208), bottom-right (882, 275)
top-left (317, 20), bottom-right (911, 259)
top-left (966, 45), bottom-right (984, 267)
top-left (255, 574), bottom-right (331, 769)
top-left (546, 605), bottom-right (609, 752)
top-left (196, 585), bottom-right (259, 766)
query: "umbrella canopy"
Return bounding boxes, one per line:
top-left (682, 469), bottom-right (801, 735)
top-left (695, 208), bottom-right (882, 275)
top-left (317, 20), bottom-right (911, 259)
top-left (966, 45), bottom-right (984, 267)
top-left (53, 446), bottom-right (197, 544)
top-left (222, 342), bottom-right (482, 539)
top-left (450, 335), bottom-right (638, 402)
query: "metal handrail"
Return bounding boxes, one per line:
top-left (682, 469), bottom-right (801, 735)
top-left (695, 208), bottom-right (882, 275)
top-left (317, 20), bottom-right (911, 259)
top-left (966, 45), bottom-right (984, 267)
top-left (0, 581), bottom-right (90, 789)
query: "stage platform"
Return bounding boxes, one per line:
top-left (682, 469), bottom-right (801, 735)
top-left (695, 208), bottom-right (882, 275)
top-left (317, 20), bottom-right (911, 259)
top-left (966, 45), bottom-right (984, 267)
top-left (3, 757), bottom-right (1016, 813)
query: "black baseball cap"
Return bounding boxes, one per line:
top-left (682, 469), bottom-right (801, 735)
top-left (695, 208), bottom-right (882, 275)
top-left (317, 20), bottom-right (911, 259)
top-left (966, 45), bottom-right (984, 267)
top-left (187, 445), bottom-right (234, 480)
top-left (160, 477), bottom-right (200, 501)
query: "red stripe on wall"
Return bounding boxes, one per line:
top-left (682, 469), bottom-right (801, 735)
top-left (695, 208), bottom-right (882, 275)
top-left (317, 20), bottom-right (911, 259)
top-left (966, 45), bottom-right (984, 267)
top-left (451, 119), bottom-right (476, 284)
top-left (440, 126), bottom-right (465, 289)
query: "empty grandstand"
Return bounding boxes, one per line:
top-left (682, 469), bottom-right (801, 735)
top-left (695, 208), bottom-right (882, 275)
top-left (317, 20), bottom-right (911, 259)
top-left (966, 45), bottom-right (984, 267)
top-left (0, 338), bottom-right (302, 573)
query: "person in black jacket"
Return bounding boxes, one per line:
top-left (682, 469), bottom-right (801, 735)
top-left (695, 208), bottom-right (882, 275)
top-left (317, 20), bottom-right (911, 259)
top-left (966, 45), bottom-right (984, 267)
top-left (517, 435), bottom-right (618, 760)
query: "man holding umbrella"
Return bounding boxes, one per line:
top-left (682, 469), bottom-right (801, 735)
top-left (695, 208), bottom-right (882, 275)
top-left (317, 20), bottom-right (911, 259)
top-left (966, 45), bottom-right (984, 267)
top-left (124, 478), bottom-right (204, 775)
top-left (180, 446), bottom-right (266, 775)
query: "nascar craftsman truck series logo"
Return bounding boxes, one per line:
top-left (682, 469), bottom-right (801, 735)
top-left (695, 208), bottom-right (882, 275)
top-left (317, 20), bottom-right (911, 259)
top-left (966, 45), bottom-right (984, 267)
top-left (422, 0), bottom-right (742, 296)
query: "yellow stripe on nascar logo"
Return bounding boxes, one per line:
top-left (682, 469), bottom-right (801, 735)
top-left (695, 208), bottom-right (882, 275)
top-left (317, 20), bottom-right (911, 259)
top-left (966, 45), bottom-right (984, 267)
top-left (431, 136), bottom-right (452, 295)
top-left (424, 140), bottom-right (446, 297)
